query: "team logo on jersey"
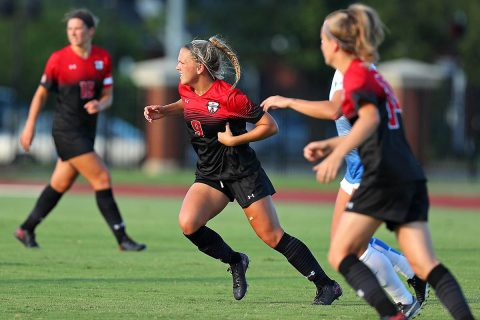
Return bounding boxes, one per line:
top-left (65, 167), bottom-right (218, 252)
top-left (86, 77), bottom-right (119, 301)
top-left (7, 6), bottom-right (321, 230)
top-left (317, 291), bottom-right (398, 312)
top-left (68, 64), bottom-right (77, 70)
top-left (94, 60), bottom-right (104, 70)
top-left (207, 101), bottom-right (220, 114)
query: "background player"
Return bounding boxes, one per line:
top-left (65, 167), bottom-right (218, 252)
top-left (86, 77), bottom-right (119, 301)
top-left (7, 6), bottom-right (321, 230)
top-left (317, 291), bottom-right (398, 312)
top-left (15, 8), bottom-right (146, 252)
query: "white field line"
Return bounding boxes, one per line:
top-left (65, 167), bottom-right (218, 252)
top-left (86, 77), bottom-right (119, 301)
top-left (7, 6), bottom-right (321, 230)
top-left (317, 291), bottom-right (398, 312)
top-left (0, 183), bottom-right (43, 198)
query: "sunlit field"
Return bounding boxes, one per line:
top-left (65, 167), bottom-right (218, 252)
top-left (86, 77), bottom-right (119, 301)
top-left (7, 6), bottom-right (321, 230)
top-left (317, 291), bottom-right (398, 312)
top-left (1, 192), bottom-right (478, 319)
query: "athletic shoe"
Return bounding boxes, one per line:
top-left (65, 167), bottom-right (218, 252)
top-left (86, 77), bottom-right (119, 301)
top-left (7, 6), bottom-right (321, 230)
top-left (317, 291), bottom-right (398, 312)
top-left (381, 312), bottom-right (407, 320)
top-left (119, 236), bottom-right (147, 251)
top-left (14, 228), bottom-right (39, 248)
top-left (397, 296), bottom-right (422, 319)
top-left (408, 276), bottom-right (429, 306)
top-left (227, 253), bottom-right (249, 300)
top-left (312, 281), bottom-right (343, 305)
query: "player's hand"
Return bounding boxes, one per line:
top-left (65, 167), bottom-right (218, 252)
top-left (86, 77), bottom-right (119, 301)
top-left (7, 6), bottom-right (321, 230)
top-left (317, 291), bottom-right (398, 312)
top-left (260, 95), bottom-right (293, 112)
top-left (217, 123), bottom-right (236, 146)
top-left (84, 100), bottom-right (102, 114)
top-left (144, 105), bottom-right (167, 122)
top-left (303, 140), bottom-right (332, 162)
top-left (313, 153), bottom-right (342, 183)
top-left (20, 124), bottom-right (35, 152)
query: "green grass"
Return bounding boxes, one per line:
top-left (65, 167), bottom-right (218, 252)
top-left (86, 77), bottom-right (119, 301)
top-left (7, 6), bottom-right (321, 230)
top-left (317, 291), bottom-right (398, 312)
top-left (1, 193), bottom-right (478, 319)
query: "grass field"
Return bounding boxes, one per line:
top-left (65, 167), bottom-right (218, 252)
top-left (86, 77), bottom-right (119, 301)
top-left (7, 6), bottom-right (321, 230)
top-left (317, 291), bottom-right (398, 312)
top-left (1, 192), bottom-right (479, 319)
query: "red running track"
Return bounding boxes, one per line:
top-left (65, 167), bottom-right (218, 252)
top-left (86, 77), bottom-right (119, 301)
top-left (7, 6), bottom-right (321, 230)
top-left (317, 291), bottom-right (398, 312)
top-left (1, 180), bottom-right (479, 210)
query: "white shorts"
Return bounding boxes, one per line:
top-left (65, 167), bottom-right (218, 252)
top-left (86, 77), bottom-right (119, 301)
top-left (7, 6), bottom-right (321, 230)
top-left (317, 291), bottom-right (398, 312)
top-left (340, 178), bottom-right (359, 196)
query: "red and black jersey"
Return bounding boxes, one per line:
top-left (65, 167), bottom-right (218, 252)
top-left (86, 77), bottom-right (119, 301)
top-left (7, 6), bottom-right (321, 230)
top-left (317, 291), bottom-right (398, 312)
top-left (179, 80), bottom-right (264, 180)
top-left (40, 45), bottom-right (113, 136)
top-left (342, 59), bottom-right (425, 186)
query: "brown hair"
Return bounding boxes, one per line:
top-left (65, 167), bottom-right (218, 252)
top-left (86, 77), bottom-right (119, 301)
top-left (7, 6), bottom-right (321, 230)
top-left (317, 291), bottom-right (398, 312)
top-left (64, 8), bottom-right (98, 29)
top-left (185, 35), bottom-right (241, 88)
top-left (324, 3), bottom-right (385, 63)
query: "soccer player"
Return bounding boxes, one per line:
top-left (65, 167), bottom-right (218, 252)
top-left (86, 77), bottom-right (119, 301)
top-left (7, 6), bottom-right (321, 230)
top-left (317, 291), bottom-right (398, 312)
top-left (144, 35), bottom-right (342, 303)
top-left (262, 69), bottom-right (427, 317)
top-left (15, 8), bottom-right (146, 252)
top-left (313, 4), bottom-right (474, 319)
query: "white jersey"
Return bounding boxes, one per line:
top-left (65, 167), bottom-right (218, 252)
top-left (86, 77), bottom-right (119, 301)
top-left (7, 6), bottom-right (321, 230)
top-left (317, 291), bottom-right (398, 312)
top-left (328, 70), bottom-right (363, 184)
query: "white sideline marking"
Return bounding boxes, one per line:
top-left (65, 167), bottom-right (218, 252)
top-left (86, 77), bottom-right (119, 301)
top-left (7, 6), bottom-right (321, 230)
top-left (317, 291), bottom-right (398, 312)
top-left (0, 183), bottom-right (43, 198)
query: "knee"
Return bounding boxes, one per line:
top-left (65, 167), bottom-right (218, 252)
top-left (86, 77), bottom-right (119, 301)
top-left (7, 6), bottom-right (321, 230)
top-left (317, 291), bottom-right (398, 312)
top-left (178, 214), bottom-right (200, 235)
top-left (50, 179), bottom-right (74, 193)
top-left (257, 229), bottom-right (283, 248)
top-left (92, 170), bottom-right (111, 189)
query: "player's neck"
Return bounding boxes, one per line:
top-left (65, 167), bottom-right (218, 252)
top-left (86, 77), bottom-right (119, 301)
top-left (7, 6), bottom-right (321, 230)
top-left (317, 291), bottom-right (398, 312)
top-left (70, 44), bottom-right (92, 59)
top-left (192, 78), bottom-right (214, 96)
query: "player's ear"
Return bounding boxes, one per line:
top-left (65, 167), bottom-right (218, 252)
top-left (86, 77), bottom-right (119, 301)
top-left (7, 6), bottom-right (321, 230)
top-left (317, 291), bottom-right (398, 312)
top-left (88, 27), bottom-right (96, 38)
top-left (196, 63), bottom-right (205, 75)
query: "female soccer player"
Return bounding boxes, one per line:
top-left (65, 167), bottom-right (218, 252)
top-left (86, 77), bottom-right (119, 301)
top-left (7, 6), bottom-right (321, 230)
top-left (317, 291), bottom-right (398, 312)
top-left (312, 4), bottom-right (474, 319)
top-left (144, 35), bottom-right (341, 303)
top-left (262, 46), bottom-right (428, 319)
top-left (15, 8), bottom-right (145, 252)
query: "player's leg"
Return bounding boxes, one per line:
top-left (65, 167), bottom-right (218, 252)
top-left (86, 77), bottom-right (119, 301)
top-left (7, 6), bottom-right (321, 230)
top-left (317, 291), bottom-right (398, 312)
top-left (334, 181), bottom-right (417, 311)
top-left (370, 237), bottom-right (429, 305)
top-left (329, 212), bottom-right (403, 319)
top-left (15, 159), bottom-right (78, 248)
top-left (330, 185), bottom-right (350, 241)
top-left (397, 222), bottom-right (474, 319)
top-left (68, 151), bottom-right (145, 251)
top-left (244, 196), bottom-right (342, 305)
top-left (179, 182), bottom-right (249, 300)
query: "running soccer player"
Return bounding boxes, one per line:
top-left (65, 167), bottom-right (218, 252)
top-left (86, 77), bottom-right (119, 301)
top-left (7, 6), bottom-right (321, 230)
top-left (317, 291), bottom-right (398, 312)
top-left (144, 35), bottom-right (342, 304)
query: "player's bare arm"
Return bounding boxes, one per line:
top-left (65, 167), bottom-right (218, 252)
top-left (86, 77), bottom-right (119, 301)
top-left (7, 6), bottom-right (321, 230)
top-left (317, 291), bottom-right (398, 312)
top-left (84, 87), bottom-right (113, 114)
top-left (261, 91), bottom-right (342, 120)
top-left (314, 103), bottom-right (379, 183)
top-left (217, 112), bottom-right (278, 147)
top-left (144, 99), bottom-right (184, 122)
top-left (20, 86), bottom-right (49, 152)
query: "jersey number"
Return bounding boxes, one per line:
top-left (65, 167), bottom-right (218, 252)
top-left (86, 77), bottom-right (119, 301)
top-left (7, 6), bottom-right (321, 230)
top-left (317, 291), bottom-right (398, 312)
top-left (191, 120), bottom-right (204, 137)
top-left (79, 81), bottom-right (95, 99)
top-left (374, 75), bottom-right (401, 129)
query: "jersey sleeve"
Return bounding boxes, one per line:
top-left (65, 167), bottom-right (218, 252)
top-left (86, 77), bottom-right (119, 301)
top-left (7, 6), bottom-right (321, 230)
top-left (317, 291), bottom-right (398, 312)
top-left (329, 70), bottom-right (343, 100)
top-left (342, 66), bottom-right (379, 120)
top-left (227, 89), bottom-right (264, 124)
top-left (40, 52), bottom-right (59, 92)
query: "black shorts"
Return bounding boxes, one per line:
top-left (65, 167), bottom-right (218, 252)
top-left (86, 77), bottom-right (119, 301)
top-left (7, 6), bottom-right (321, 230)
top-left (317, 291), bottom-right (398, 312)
top-left (345, 181), bottom-right (429, 231)
top-left (53, 131), bottom-right (95, 161)
top-left (195, 167), bottom-right (276, 208)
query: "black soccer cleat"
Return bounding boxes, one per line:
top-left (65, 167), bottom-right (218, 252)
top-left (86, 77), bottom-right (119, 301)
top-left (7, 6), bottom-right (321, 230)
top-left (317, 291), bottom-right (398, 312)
top-left (15, 228), bottom-right (39, 248)
top-left (119, 236), bottom-right (147, 252)
top-left (227, 253), bottom-right (249, 300)
top-left (407, 275), bottom-right (429, 306)
top-left (312, 280), bottom-right (343, 305)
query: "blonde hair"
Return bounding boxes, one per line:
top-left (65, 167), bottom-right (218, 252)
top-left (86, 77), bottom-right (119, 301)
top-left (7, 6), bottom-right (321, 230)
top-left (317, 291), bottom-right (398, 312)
top-left (324, 3), bottom-right (385, 63)
top-left (185, 35), bottom-right (241, 88)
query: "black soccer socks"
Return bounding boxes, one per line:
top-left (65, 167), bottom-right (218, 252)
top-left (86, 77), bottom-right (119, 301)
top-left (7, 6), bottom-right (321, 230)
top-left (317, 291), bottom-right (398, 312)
top-left (21, 184), bottom-right (63, 231)
top-left (95, 188), bottom-right (127, 243)
top-left (339, 254), bottom-right (398, 318)
top-left (274, 232), bottom-right (333, 287)
top-left (427, 264), bottom-right (474, 320)
top-left (184, 225), bottom-right (241, 264)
